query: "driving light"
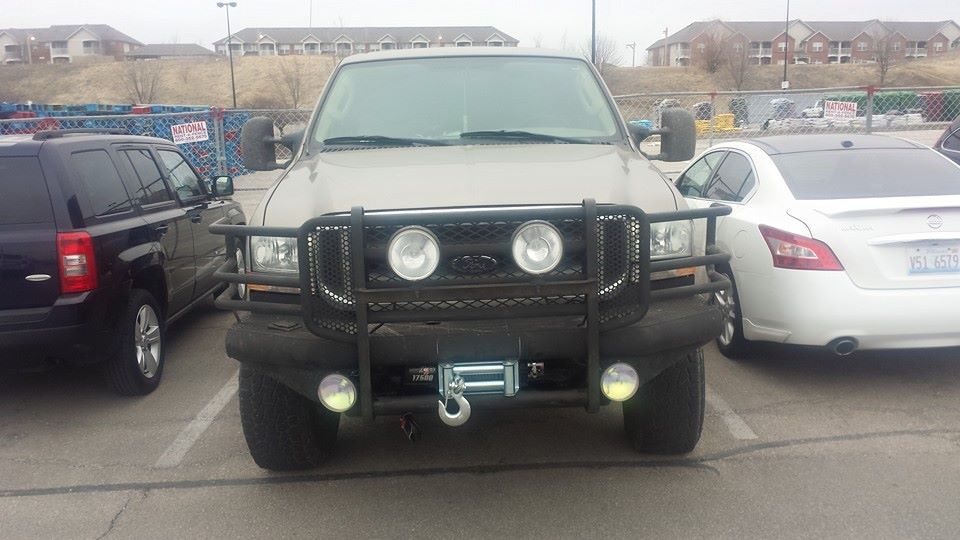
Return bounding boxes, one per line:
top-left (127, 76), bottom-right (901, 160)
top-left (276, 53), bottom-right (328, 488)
top-left (251, 236), bottom-right (299, 273)
top-left (388, 226), bottom-right (440, 281)
top-left (512, 221), bottom-right (563, 274)
top-left (650, 220), bottom-right (693, 260)
top-left (318, 373), bottom-right (357, 413)
top-left (601, 362), bottom-right (640, 402)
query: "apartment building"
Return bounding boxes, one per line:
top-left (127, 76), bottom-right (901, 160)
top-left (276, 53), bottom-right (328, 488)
top-left (647, 19), bottom-right (960, 67)
top-left (212, 26), bottom-right (518, 57)
top-left (0, 24), bottom-right (142, 64)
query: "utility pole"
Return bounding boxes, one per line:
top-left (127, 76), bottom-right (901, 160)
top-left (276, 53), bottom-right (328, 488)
top-left (782, 0), bottom-right (790, 89)
top-left (663, 27), bottom-right (669, 66)
top-left (591, 0), bottom-right (597, 65)
top-left (217, 2), bottom-right (239, 108)
top-left (626, 42), bottom-right (636, 67)
top-left (309, 0), bottom-right (313, 28)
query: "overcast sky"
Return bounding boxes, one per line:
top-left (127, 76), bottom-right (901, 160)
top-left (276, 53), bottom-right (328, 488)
top-left (2, 0), bottom-right (954, 65)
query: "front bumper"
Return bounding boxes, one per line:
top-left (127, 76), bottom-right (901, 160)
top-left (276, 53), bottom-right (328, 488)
top-left (212, 200), bottom-right (731, 418)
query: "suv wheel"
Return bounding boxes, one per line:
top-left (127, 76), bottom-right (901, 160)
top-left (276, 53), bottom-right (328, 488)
top-left (106, 289), bottom-right (165, 396)
top-left (238, 365), bottom-right (340, 471)
top-left (713, 268), bottom-right (751, 359)
top-left (622, 348), bottom-right (705, 454)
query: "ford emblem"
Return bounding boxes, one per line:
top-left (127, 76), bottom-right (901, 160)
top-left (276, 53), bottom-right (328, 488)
top-left (450, 255), bottom-right (498, 275)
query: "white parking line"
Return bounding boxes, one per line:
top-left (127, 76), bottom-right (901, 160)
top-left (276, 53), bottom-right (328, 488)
top-left (154, 370), bottom-right (239, 469)
top-left (705, 384), bottom-right (759, 441)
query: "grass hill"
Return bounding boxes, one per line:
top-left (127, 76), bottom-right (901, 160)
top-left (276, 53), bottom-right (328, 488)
top-left (1, 51), bottom-right (958, 109)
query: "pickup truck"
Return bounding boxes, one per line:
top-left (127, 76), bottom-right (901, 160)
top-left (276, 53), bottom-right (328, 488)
top-left (212, 48), bottom-right (731, 470)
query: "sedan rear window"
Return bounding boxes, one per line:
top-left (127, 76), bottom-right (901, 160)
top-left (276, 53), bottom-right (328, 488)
top-left (0, 157), bottom-right (54, 225)
top-left (773, 149), bottom-right (960, 200)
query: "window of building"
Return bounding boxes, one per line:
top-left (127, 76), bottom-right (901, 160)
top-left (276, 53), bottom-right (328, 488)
top-left (72, 150), bottom-right (132, 217)
top-left (778, 42), bottom-right (786, 52)
top-left (697, 43), bottom-right (705, 52)
top-left (934, 42), bottom-right (944, 52)
top-left (51, 40), bottom-right (67, 50)
top-left (733, 43), bottom-right (743, 52)
top-left (857, 42), bottom-right (868, 51)
top-left (893, 41), bottom-right (901, 51)
top-left (456, 41), bottom-right (472, 47)
top-left (412, 41), bottom-right (428, 49)
top-left (487, 41), bottom-right (504, 47)
top-left (157, 150), bottom-right (204, 201)
top-left (812, 41), bottom-right (823, 52)
top-left (381, 42), bottom-right (396, 50)
top-left (122, 150), bottom-right (172, 207)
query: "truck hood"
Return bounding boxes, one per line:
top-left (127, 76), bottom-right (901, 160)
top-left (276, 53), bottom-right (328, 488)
top-left (256, 144), bottom-right (678, 226)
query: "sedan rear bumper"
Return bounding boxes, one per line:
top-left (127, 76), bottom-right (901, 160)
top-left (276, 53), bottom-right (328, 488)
top-left (742, 269), bottom-right (960, 349)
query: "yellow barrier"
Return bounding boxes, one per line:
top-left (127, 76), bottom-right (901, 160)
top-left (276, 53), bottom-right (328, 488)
top-left (695, 114), bottom-right (741, 134)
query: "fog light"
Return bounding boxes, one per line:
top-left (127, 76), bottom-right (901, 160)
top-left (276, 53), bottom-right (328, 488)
top-left (318, 374), bottom-right (357, 412)
top-left (512, 221), bottom-right (563, 274)
top-left (601, 363), bottom-right (640, 402)
top-left (388, 226), bottom-right (440, 281)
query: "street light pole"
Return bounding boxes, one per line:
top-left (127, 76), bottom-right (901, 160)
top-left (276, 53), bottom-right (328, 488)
top-left (782, 0), bottom-right (790, 89)
top-left (591, 0), bottom-right (596, 65)
top-left (626, 42), bottom-right (636, 67)
top-left (217, 1), bottom-right (238, 108)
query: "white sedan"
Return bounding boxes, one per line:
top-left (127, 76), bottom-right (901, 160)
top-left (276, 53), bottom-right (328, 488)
top-left (675, 134), bottom-right (960, 357)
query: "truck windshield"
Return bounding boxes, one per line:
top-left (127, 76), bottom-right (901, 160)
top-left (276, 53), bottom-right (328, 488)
top-left (311, 56), bottom-right (622, 148)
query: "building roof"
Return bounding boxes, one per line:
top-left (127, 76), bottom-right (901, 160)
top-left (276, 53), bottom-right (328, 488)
top-left (647, 19), bottom-right (958, 49)
top-left (214, 26), bottom-right (518, 46)
top-left (127, 43), bottom-right (217, 58)
top-left (882, 21), bottom-right (952, 41)
top-left (0, 24), bottom-right (142, 45)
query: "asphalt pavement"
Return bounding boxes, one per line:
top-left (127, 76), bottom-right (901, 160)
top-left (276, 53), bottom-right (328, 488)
top-left (1, 129), bottom-right (957, 539)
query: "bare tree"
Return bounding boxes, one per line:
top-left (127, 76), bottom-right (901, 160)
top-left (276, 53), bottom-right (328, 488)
top-left (123, 60), bottom-right (163, 103)
top-left (270, 57), bottom-right (308, 108)
top-left (873, 34), bottom-right (898, 86)
top-left (698, 33), bottom-right (726, 74)
top-left (532, 33), bottom-right (544, 48)
top-left (724, 42), bottom-right (752, 90)
top-left (581, 34), bottom-right (622, 73)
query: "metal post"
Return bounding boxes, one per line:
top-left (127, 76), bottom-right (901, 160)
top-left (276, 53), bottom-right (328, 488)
top-left (626, 42), bottom-right (636, 67)
top-left (591, 0), bottom-right (597, 66)
top-left (218, 2), bottom-right (239, 109)
top-left (709, 92), bottom-right (716, 148)
top-left (865, 86), bottom-right (875, 134)
top-left (782, 0), bottom-right (790, 88)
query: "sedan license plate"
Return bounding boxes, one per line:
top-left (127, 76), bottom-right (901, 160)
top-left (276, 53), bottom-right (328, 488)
top-left (907, 244), bottom-right (960, 274)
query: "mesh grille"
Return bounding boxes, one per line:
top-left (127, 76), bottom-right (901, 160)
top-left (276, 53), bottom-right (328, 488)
top-left (303, 211), bottom-right (647, 335)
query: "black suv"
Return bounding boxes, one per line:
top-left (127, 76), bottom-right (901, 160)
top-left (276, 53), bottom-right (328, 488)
top-left (935, 115), bottom-right (960, 166)
top-left (0, 130), bottom-right (245, 395)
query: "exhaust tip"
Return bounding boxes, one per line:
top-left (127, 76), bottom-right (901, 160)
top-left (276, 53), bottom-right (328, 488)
top-left (827, 337), bottom-right (859, 356)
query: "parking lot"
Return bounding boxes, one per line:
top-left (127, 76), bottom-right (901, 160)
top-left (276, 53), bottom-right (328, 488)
top-left (2, 310), bottom-right (960, 538)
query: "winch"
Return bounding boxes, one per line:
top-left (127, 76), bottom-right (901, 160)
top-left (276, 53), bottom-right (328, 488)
top-left (437, 360), bottom-right (519, 426)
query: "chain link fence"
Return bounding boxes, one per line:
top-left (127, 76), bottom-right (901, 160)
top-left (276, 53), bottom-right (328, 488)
top-left (614, 86), bottom-right (960, 145)
top-left (2, 86), bottom-right (957, 179)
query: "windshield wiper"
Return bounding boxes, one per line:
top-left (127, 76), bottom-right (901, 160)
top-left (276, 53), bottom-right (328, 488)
top-left (459, 130), bottom-right (593, 144)
top-left (322, 135), bottom-right (449, 147)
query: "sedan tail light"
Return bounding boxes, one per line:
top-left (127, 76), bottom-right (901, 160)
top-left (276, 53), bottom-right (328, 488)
top-left (57, 232), bottom-right (98, 293)
top-left (758, 225), bottom-right (844, 271)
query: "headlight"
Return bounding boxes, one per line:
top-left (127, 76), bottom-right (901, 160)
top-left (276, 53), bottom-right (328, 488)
top-left (650, 220), bottom-right (692, 260)
top-left (250, 236), bottom-right (299, 273)
top-left (512, 221), bottom-right (563, 275)
top-left (388, 226), bottom-right (440, 281)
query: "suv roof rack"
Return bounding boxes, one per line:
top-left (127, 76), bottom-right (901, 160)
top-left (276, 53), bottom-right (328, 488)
top-left (33, 128), bottom-right (130, 141)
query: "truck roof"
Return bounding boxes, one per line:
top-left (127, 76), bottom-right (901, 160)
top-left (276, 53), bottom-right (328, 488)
top-left (340, 46), bottom-right (584, 65)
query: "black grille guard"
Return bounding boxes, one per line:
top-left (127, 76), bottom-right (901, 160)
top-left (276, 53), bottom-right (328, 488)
top-left (211, 200), bottom-right (731, 418)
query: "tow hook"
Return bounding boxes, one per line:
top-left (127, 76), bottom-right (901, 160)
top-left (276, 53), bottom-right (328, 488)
top-left (438, 376), bottom-right (471, 427)
top-left (400, 413), bottom-right (422, 441)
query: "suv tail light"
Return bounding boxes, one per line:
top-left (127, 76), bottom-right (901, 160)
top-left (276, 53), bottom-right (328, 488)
top-left (57, 232), bottom-right (98, 293)
top-left (758, 225), bottom-right (843, 271)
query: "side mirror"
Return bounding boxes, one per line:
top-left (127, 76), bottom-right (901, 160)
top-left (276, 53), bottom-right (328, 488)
top-left (240, 118), bottom-right (305, 171)
top-left (211, 175), bottom-right (234, 197)
top-left (656, 108), bottom-right (696, 162)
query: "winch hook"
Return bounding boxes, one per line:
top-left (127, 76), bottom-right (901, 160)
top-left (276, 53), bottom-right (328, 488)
top-left (438, 377), bottom-right (471, 427)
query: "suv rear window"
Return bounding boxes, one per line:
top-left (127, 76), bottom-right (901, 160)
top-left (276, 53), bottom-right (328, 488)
top-left (0, 157), bottom-right (54, 225)
top-left (772, 149), bottom-right (960, 200)
top-left (71, 150), bottom-right (132, 216)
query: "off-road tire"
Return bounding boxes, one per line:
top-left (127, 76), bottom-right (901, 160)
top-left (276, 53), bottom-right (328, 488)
top-left (623, 348), bottom-right (705, 454)
top-left (106, 289), bottom-right (165, 396)
top-left (238, 365), bottom-right (340, 471)
top-left (714, 267), bottom-right (752, 359)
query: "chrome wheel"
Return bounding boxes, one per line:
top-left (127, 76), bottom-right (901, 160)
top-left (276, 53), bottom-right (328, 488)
top-left (714, 286), bottom-right (737, 347)
top-left (135, 305), bottom-right (162, 378)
